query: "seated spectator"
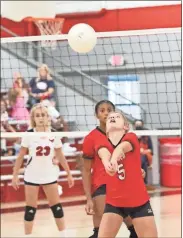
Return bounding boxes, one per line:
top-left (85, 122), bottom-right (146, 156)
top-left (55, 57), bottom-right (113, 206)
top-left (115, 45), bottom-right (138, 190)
top-left (1, 99), bottom-right (16, 155)
top-left (1, 99), bottom-right (16, 132)
top-left (13, 137), bottom-right (22, 155)
top-left (41, 99), bottom-right (68, 132)
top-left (41, 100), bottom-right (76, 153)
top-left (29, 64), bottom-right (55, 107)
top-left (134, 120), bottom-right (153, 187)
top-left (8, 73), bottom-right (30, 121)
top-left (14, 72), bottom-right (30, 105)
top-left (41, 99), bottom-right (60, 124)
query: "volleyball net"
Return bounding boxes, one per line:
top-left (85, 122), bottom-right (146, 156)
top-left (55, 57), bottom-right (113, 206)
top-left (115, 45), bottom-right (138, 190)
top-left (1, 27), bottom-right (181, 189)
top-left (1, 27), bottom-right (181, 136)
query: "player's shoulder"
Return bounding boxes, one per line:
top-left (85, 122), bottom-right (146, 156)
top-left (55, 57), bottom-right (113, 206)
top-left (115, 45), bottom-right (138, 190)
top-left (124, 132), bottom-right (138, 140)
top-left (83, 131), bottom-right (94, 145)
top-left (85, 128), bottom-right (98, 139)
top-left (126, 132), bottom-right (137, 136)
top-left (83, 128), bottom-right (100, 147)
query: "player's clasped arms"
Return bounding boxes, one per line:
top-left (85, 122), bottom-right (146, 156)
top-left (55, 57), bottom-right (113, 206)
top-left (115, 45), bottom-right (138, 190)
top-left (12, 104), bottom-right (74, 237)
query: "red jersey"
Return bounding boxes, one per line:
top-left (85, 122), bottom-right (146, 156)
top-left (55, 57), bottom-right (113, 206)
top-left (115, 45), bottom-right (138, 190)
top-left (96, 132), bottom-right (149, 207)
top-left (82, 127), bottom-right (107, 192)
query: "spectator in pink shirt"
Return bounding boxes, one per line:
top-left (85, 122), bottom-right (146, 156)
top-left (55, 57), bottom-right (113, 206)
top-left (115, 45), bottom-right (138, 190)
top-left (8, 73), bottom-right (30, 121)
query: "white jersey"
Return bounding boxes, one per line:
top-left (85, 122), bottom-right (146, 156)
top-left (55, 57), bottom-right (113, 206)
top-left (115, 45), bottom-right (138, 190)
top-left (21, 129), bottom-right (62, 184)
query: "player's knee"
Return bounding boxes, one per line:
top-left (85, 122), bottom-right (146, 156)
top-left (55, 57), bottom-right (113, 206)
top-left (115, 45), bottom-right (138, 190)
top-left (24, 206), bottom-right (37, 221)
top-left (50, 203), bottom-right (64, 218)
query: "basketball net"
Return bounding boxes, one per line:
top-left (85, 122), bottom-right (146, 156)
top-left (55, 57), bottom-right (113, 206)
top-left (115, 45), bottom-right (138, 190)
top-left (32, 18), bottom-right (65, 49)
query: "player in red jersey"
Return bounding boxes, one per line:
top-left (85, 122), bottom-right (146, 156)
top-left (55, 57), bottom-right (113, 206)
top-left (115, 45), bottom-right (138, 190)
top-left (97, 111), bottom-right (158, 238)
top-left (82, 100), bottom-right (139, 238)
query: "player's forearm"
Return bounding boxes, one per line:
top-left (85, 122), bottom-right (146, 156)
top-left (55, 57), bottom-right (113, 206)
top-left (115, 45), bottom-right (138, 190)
top-left (82, 169), bottom-right (92, 200)
top-left (13, 148), bottom-right (26, 176)
top-left (56, 149), bottom-right (71, 175)
top-left (61, 160), bottom-right (71, 175)
top-left (13, 156), bottom-right (24, 176)
top-left (98, 148), bottom-right (111, 167)
top-left (111, 141), bottom-right (133, 162)
top-left (110, 144), bottom-right (124, 162)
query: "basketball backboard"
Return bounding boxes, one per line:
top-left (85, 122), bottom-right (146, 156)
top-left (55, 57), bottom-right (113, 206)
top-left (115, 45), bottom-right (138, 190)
top-left (1, 1), bottom-right (56, 22)
top-left (55, 1), bottom-right (181, 14)
top-left (2, 1), bottom-right (181, 21)
top-left (55, 1), bottom-right (106, 14)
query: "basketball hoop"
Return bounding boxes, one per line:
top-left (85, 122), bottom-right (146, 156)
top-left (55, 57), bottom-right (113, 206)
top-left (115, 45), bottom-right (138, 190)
top-left (27, 18), bottom-right (65, 49)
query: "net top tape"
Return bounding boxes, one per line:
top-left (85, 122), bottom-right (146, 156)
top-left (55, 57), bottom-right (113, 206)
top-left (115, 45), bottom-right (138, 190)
top-left (1, 28), bottom-right (181, 43)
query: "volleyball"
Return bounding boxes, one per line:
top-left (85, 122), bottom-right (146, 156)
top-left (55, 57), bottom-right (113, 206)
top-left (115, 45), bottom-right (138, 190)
top-left (68, 23), bottom-right (97, 53)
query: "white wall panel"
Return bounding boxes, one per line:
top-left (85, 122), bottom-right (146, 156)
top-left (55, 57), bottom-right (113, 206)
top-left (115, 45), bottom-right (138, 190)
top-left (56, 1), bottom-right (181, 14)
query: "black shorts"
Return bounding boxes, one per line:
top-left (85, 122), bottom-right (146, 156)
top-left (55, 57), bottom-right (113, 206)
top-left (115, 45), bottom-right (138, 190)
top-left (24, 180), bottom-right (57, 186)
top-left (104, 201), bottom-right (154, 219)
top-left (92, 184), bottom-right (106, 198)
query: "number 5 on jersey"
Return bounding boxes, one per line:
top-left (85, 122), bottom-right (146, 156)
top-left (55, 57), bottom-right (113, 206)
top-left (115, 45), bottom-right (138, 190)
top-left (118, 163), bottom-right (125, 180)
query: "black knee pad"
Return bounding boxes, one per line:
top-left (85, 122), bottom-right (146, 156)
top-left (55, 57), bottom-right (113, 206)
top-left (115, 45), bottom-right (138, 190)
top-left (50, 203), bottom-right (64, 218)
top-left (24, 206), bottom-right (36, 221)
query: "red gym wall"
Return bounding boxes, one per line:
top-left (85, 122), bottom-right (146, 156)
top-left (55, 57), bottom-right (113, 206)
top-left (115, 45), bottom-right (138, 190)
top-left (1, 4), bottom-right (181, 38)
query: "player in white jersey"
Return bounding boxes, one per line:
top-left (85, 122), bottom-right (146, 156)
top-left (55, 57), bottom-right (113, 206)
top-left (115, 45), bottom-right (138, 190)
top-left (12, 104), bottom-right (74, 237)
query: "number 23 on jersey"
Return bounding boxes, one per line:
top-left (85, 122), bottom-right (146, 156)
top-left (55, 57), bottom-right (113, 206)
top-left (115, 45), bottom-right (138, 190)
top-left (36, 146), bottom-right (51, 156)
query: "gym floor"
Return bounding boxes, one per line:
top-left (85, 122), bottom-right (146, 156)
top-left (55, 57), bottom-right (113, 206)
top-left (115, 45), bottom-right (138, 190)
top-left (1, 187), bottom-right (181, 237)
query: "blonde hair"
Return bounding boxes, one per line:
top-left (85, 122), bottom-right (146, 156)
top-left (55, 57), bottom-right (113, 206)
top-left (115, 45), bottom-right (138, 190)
top-left (107, 110), bottom-right (130, 133)
top-left (36, 64), bottom-right (52, 82)
top-left (30, 103), bottom-right (50, 128)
